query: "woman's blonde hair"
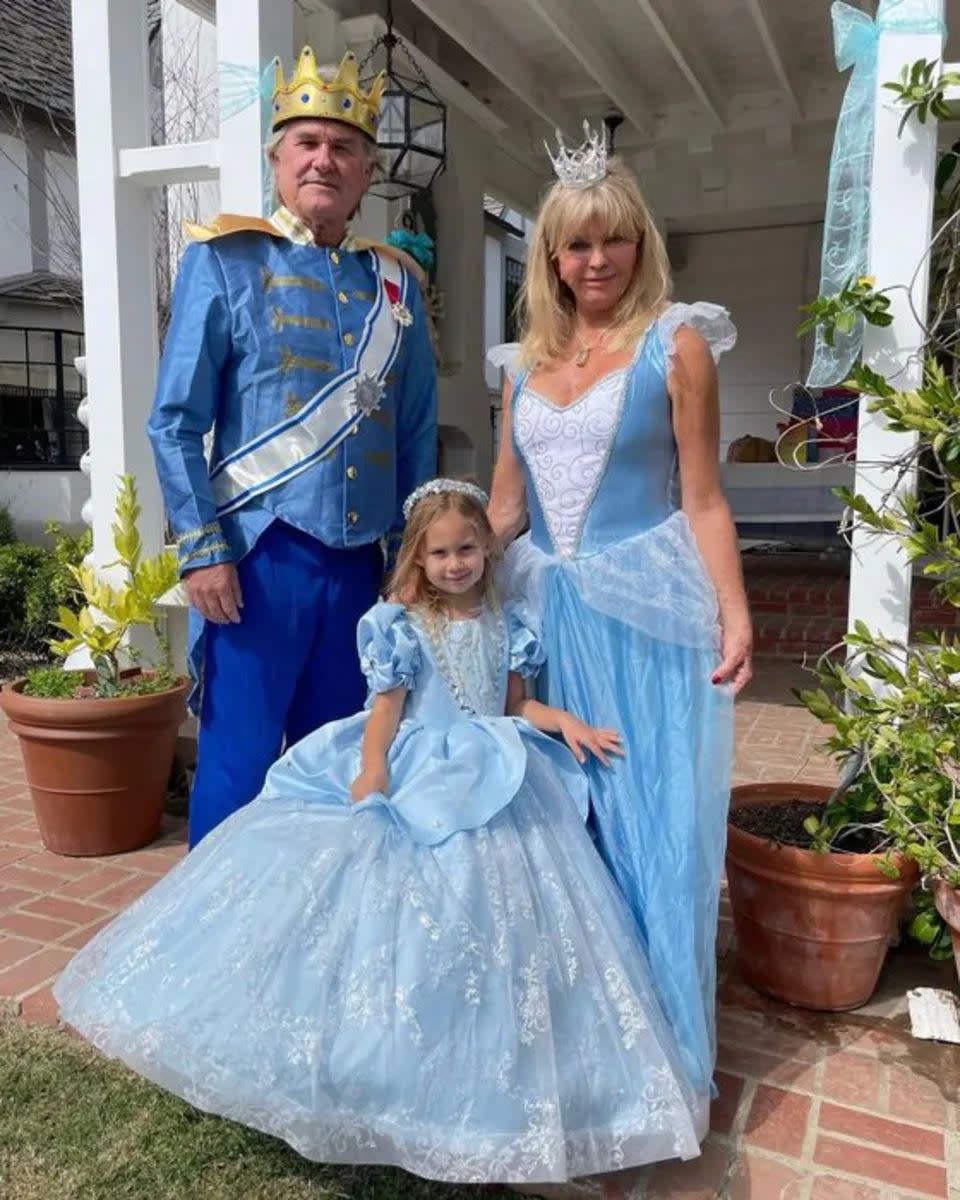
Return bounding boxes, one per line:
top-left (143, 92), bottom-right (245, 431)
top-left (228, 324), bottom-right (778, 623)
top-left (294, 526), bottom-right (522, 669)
top-left (519, 158), bottom-right (672, 366)
top-left (389, 488), bottom-right (501, 618)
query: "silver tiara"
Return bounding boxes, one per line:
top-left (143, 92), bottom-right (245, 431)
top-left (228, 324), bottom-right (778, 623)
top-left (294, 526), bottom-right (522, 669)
top-left (546, 121), bottom-right (608, 189)
top-left (402, 478), bottom-right (489, 520)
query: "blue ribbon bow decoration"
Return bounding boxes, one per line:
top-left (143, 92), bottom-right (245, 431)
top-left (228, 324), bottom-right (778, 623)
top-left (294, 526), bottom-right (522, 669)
top-left (217, 62), bottom-right (276, 217)
top-left (806, 0), bottom-right (945, 388)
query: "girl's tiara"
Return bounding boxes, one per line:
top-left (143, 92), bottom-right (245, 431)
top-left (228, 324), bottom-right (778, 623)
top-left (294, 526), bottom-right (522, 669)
top-left (402, 478), bottom-right (489, 520)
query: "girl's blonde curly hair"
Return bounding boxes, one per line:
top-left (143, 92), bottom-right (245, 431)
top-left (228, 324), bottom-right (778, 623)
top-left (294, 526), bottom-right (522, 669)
top-left (389, 488), bottom-right (501, 618)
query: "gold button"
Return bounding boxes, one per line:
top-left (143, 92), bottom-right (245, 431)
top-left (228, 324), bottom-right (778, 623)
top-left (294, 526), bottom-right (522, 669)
top-left (347, 510), bottom-right (359, 525)
top-left (343, 332), bottom-right (355, 346)
top-left (338, 291), bottom-right (348, 304)
top-left (349, 424), bottom-right (360, 436)
top-left (346, 465), bottom-right (358, 481)
top-left (331, 250), bottom-right (340, 265)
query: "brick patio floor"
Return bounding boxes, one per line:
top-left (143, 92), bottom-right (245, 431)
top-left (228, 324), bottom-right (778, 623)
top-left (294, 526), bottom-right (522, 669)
top-left (1, 660), bottom-right (957, 1198)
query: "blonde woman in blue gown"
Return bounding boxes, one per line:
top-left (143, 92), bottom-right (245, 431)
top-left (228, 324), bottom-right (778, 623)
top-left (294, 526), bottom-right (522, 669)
top-left (488, 137), bottom-right (753, 1143)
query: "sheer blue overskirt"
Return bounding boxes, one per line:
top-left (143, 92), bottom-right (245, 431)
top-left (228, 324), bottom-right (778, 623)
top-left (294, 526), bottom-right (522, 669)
top-left (503, 513), bottom-right (734, 1103)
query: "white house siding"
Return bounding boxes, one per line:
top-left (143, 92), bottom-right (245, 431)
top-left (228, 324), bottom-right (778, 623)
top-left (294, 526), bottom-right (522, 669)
top-left (0, 131), bottom-right (32, 277)
top-left (670, 222), bottom-right (823, 455)
top-left (44, 149), bottom-right (80, 279)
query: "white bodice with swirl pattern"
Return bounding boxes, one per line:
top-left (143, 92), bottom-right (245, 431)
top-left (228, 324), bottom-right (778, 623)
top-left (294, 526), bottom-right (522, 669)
top-left (514, 370), bottom-right (627, 559)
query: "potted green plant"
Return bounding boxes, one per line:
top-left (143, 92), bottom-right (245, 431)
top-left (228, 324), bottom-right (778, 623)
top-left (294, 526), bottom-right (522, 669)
top-left (0, 475), bottom-right (187, 856)
top-left (798, 624), bottom-right (960, 975)
top-left (728, 62), bottom-right (960, 1008)
top-left (733, 61), bottom-right (960, 996)
top-left (726, 753), bottom-right (920, 1011)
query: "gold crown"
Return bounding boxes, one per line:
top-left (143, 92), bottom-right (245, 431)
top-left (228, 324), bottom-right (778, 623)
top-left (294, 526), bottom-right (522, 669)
top-left (271, 48), bottom-right (385, 139)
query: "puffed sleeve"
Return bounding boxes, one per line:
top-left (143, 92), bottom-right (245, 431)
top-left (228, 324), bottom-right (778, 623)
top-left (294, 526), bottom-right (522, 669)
top-left (506, 603), bottom-right (545, 678)
top-left (357, 602), bottom-right (421, 694)
top-left (656, 302), bottom-right (737, 364)
top-left (486, 342), bottom-right (523, 381)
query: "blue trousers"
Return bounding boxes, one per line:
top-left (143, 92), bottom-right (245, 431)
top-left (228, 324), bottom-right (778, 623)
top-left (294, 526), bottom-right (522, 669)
top-left (189, 521), bottom-right (382, 848)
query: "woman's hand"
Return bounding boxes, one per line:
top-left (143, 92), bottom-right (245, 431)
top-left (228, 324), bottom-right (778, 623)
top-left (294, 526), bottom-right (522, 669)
top-left (557, 714), bottom-right (624, 767)
top-left (713, 618), bottom-right (753, 694)
top-left (350, 763), bottom-right (388, 803)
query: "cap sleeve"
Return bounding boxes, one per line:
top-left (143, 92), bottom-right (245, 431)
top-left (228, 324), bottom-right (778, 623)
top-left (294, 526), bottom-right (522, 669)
top-left (357, 602), bottom-right (421, 694)
top-left (657, 302), bottom-right (737, 364)
top-left (505, 602), bottom-right (545, 678)
top-left (486, 342), bottom-right (523, 382)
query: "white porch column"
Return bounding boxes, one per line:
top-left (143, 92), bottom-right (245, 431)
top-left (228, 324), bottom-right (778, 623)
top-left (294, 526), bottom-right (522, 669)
top-left (846, 8), bottom-right (945, 643)
top-left (71, 0), bottom-right (163, 565)
top-left (217, 0), bottom-right (294, 215)
top-left (433, 108), bottom-right (493, 481)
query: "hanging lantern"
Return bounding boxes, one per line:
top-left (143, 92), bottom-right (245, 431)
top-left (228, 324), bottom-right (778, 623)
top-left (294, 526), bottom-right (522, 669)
top-left (361, 0), bottom-right (447, 199)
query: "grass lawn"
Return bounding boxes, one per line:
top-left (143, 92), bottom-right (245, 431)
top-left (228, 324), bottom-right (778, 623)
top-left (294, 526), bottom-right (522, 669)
top-left (0, 1008), bottom-right (491, 1200)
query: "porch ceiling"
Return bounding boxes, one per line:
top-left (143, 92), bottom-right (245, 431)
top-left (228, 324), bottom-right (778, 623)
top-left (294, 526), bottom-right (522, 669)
top-left (309, 0), bottom-right (960, 148)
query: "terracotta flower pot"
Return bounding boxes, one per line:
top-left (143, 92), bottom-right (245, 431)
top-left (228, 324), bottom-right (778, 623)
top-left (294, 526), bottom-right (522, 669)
top-left (0, 675), bottom-right (189, 857)
top-left (932, 879), bottom-right (960, 981)
top-left (726, 782), bottom-right (919, 1011)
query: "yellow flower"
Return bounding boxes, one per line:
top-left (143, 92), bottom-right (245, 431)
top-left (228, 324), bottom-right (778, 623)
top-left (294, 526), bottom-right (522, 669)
top-left (856, 275), bottom-right (876, 289)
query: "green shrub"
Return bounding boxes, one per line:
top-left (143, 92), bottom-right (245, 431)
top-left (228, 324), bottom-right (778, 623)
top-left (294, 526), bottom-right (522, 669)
top-left (0, 523), bottom-right (91, 652)
top-left (0, 543), bottom-right (47, 642)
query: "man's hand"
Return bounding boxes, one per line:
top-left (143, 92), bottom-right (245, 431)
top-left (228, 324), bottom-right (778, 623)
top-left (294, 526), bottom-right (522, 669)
top-left (183, 563), bottom-right (243, 624)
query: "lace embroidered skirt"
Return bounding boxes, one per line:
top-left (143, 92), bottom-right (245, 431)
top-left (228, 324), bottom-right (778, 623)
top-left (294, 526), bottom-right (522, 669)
top-left (54, 735), bottom-right (704, 1184)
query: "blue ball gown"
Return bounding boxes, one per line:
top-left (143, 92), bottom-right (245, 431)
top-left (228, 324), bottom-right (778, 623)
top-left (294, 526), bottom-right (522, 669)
top-left (54, 600), bottom-right (705, 1186)
top-left (493, 302), bottom-right (738, 1122)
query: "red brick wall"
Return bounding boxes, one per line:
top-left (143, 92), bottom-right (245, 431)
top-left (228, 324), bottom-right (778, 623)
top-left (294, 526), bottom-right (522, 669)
top-left (744, 554), bottom-right (960, 659)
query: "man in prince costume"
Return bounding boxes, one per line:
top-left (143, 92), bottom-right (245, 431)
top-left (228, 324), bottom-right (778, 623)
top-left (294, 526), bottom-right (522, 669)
top-left (148, 48), bottom-right (437, 847)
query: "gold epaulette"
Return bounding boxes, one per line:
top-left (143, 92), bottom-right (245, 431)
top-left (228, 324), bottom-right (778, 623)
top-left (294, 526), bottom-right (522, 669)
top-left (183, 214), bottom-right (284, 243)
top-left (182, 218), bottom-right (428, 290)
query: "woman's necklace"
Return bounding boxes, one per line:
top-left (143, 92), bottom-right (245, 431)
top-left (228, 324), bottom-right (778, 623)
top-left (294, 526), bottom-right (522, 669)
top-left (573, 323), bottom-right (614, 368)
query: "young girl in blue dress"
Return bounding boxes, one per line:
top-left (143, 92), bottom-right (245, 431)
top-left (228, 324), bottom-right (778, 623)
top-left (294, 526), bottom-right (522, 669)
top-left (54, 478), bottom-right (704, 1189)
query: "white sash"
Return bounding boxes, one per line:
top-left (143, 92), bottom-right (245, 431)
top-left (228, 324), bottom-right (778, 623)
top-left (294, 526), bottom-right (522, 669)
top-left (211, 250), bottom-right (407, 517)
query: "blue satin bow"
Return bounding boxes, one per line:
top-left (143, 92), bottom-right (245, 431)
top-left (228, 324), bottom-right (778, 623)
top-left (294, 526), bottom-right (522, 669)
top-left (806, 0), bottom-right (945, 388)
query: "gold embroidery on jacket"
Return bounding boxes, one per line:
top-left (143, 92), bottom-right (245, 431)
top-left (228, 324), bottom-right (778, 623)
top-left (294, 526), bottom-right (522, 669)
top-left (280, 347), bottom-right (334, 374)
top-left (271, 307), bottom-right (331, 333)
top-left (176, 521), bottom-right (221, 546)
top-left (261, 267), bottom-right (327, 294)
top-left (180, 539), bottom-right (231, 565)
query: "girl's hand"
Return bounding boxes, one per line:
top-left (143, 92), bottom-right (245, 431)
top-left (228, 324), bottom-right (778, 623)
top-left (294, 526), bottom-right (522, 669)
top-left (713, 618), bottom-right (753, 694)
top-left (557, 714), bottom-right (624, 767)
top-left (350, 764), bottom-right (388, 803)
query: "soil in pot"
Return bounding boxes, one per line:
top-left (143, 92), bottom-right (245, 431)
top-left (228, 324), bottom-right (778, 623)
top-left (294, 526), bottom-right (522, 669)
top-left (730, 798), bottom-right (885, 854)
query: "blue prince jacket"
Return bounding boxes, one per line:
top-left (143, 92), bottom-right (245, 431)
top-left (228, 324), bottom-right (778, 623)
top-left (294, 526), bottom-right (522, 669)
top-left (147, 214), bottom-right (438, 575)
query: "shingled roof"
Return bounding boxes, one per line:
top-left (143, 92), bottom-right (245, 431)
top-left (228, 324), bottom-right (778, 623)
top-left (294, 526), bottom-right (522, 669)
top-left (0, 0), bottom-right (162, 123)
top-left (0, 270), bottom-right (83, 306)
